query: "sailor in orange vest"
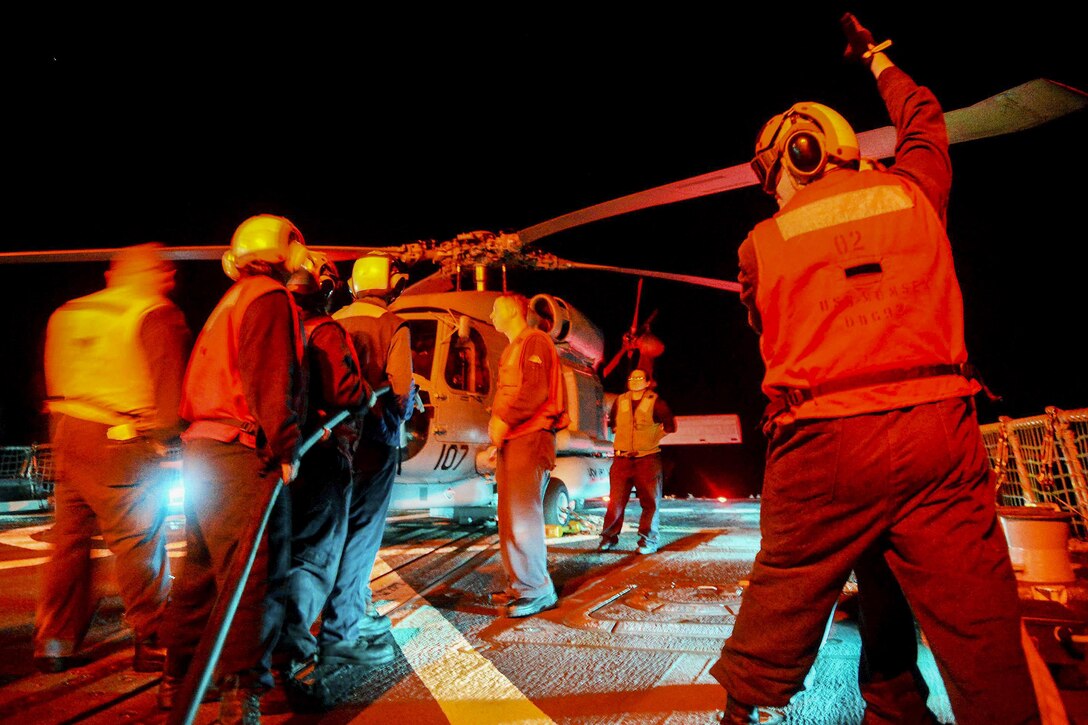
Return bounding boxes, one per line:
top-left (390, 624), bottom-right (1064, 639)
top-left (488, 293), bottom-right (568, 618)
top-left (36, 243), bottom-right (191, 675)
top-left (599, 370), bottom-right (676, 555)
top-left (713, 15), bottom-right (1039, 725)
top-left (158, 214), bottom-right (307, 723)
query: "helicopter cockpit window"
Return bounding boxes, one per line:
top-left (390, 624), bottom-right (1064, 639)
top-left (406, 319), bottom-right (438, 381)
top-left (444, 326), bottom-right (489, 395)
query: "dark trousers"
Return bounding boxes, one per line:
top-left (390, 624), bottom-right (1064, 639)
top-left (600, 453), bottom-right (663, 546)
top-left (496, 429), bottom-right (556, 600)
top-left (160, 438), bottom-right (291, 691)
top-left (279, 444), bottom-right (351, 661)
top-left (710, 397), bottom-right (1039, 724)
top-left (316, 440), bottom-right (397, 651)
top-left (35, 414), bottom-right (169, 657)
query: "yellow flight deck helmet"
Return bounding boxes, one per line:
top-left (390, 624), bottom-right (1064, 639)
top-left (348, 252), bottom-right (408, 298)
top-left (751, 102), bottom-right (860, 193)
top-left (222, 214), bottom-right (308, 280)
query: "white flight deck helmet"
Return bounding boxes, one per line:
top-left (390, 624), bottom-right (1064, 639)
top-left (222, 214), bottom-right (308, 280)
top-left (750, 102), bottom-right (861, 194)
top-left (286, 250), bottom-right (339, 306)
top-left (348, 252), bottom-right (408, 300)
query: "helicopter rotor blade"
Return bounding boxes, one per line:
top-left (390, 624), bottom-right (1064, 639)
top-left (0, 244), bottom-right (400, 265)
top-left (857, 78), bottom-right (1088, 160)
top-left (517, 164), bottom-right (757, 246)
top-left (555, 259), bottom-right (741, 293)
top-left (518, 78), bottom-right (1087, 245)
top-left (0, 246), bottom-right (229, 265)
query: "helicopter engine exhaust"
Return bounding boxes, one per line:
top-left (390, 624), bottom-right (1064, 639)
top-left (528, 294), bottom-right (604, 368)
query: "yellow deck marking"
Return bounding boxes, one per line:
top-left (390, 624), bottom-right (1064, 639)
top-left (354, 564), bottom-right (554, 725)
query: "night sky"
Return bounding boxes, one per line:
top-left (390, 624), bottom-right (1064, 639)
top-left (3, 8), bottom-right (1085, 497)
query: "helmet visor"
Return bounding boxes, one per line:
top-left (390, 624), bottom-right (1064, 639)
top-left (751, 150), bottom-right (782, 194)
top-left (751, 112), bottom-right (788, 194)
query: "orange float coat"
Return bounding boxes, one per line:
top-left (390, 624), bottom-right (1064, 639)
top-left (747, 159), bottom-right (978, 423)
top-left (181, 275), bottom-right (304, 454)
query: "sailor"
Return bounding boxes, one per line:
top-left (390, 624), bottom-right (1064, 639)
top-left (488, 293), bottom-right (569, 618)
top-left (292, 252), bottom-right (415, 701)
top-left (276, 253), bottom-right (367, 688)
top-left (158, 214), bottom-right (307, 724)
top-left (36, 242), bottom-right (191, 674)
top-left (598, 369), bottom-right (676, 554)
top-left (712, 15), bottom-right (1039, 724)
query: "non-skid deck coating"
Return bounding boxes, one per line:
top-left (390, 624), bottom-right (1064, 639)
top-left (0, 499), bottom-right (1085, 723)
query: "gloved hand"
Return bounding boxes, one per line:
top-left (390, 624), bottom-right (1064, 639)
top-left (840, 13), bottom-right (876, 63)
top-left (281, 460), bottom-right (299, 485)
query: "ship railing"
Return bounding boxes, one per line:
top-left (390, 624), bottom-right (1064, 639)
top-left (0, 443), bottom-right (56, 504)
top-left (980, 406), bottom-right (1088, 540)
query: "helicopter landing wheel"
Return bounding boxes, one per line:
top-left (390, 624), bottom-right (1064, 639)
top-left (543, 477), bottom-right (571, 527)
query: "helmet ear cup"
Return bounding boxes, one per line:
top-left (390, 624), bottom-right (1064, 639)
top-left (222, 250), bottom-right (241, 280)
top-left (286, 240), bottom-right (308, 273)
top-left (784, 130), bottom-right (826, 180)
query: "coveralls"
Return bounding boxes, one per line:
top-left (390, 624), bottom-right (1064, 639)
top-left (161, 274), bottom-right (304, 692)
top-left (711, 67), bottom-right (1039, 724)
top-left (326, 295), bottom-right (414, 657)
top-left (36, 279), bottom-right (190, 663)
top-left (600, 389), bottom-right (676, 549)
top-left (279, 310), bottom-right (365, 665)
top-left (493, 327), bottom-right (565, 601)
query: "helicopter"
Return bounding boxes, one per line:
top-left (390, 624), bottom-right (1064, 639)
top-left (0, 78), bottom-right (1084, 525)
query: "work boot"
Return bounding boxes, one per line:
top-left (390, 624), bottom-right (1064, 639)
top-left (157, 653), bottom-right (220, 710)
top-left (720, 697), bottom-right (759, 724)
top-left (218, 675), bottom-right (261, 725)
top-left (157, 674), bottom-right (180, 711)
top-left (356, 610), bottom-right (391, 639)
top-left (158, 675), bottom-right (222, 710)
top-left (505, 589), bottom-right (558, 618)
top-left (282, 654), bottom-right (322, 713)
top-left (33, 654), bottom-right (91, 674)
top-left (284, 654), bottom-right (318, 688)
top-left (133, 635), bottom-right (167, 672)
top-left (158, 651), bottom-right (189, 710)
top-left (33, 638), bottom-right (90, 673)
top-left (321, 630), bottom-right (397, 668)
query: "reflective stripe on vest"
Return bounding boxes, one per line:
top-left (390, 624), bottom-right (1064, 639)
top-left (752, 170), bottom-right (976, 420)
top-left (493, 328), bottom-right (566, 439)
top-left (612, 391), bottom-right (664, 456)
top-left (180, 275), bottom-right (303, 445)
top-left (44, 285), bottom-right (167, 427)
